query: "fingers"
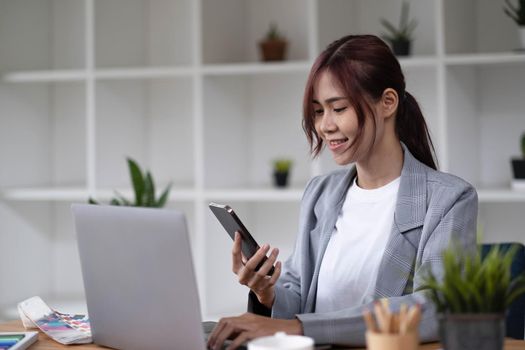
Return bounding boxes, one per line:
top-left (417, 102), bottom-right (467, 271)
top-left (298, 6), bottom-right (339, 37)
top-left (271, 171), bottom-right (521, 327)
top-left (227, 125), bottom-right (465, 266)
top-left (208, 316), bottom-right (252, 350)
top-left (237, 244), bottom-right (270, 285)
top-left (208, 318), bottom-right (233, 350)
top-left (244, 244), bottom-right (271, 271)
top-left (207, 319), bottom-right (226, 348)
top-left (268, 261), bottom-right (282, 285)
top-left (227, 331), bottom-right (254, 350)
top-left (231, 231), bottom-right (243, 274)
top-left (249, 262), bottom-right (282, 304)
top-left (213, 323), bottom-right (235, 350)
top-left (247, 249), bottom-right (280, 292)
top-left (257, 247), bottom-right (279, 276)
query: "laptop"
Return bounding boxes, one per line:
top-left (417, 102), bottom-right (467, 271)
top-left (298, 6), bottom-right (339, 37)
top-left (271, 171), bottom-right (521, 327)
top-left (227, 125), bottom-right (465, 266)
top-left (72, 204), bottom-right (211, 350)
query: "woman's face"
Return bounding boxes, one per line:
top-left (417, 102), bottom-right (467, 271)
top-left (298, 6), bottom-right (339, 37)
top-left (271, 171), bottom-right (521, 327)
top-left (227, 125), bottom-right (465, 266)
top-left (313, 70), bottom-right (379, 165)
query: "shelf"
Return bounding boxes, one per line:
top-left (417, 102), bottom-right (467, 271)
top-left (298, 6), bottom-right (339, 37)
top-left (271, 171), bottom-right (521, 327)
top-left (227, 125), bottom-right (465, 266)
top-left (1, 187), bottom-right (196, 202)
top-left (202, 61), bottom-right (311, 76)
top-left (94, 188), bottom-right (196, 202)
top-left (205, 188), bottom-right (304, 201)
top-left (95, 67), bottom-right (194, 80)
top-left (1, 187), bottom-right (89, 201)
top-left (445, 53), bottom-right (525, 66)
top-left (7, 53), bottom-right (525, 84)
top-left (478, 188), bottom-right (525, 203)
top-left (1, 187), bottom-right (306, 202)
top-left (2, 70), bottom-right (88, 83)
top-left (398, 56), bottom-right (438, 68)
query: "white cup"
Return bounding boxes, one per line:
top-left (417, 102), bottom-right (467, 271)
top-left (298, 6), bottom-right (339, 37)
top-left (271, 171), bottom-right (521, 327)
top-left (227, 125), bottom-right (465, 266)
top-left (248, 332), bottom-right (314, 350)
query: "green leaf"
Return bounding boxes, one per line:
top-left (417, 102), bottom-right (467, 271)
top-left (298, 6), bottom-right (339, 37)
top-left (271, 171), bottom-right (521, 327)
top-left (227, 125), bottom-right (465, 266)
top-left (420, 242), bottom-right (525, 313)
top-left (127, 158), bottom-right (145, 206)
top-left (88, 197), bottom-right (99, 205)
top-left (155, 183), bottom-right (172, 208)
top-left (143, 171), bottom-right (156, 207)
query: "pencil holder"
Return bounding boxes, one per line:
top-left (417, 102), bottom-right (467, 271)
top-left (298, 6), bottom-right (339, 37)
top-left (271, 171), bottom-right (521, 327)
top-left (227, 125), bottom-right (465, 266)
top-left (365, 330), bottom-right (419, 350)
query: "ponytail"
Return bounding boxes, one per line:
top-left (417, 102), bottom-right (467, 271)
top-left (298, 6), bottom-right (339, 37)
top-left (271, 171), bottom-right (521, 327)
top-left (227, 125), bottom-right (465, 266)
top-left (396, 91), bottom-right (437, 170)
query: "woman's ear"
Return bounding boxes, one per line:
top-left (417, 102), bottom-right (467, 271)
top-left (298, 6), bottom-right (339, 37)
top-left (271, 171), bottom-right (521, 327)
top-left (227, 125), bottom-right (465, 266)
top-left (380, 88), bottom-right (399, 119)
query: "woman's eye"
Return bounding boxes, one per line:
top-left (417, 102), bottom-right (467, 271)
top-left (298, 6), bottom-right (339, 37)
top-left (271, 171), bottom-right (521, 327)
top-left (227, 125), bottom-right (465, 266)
top-left (334, 107), bottom-right (347, 113)
top-left (314, 109), bottom-right (324, 116)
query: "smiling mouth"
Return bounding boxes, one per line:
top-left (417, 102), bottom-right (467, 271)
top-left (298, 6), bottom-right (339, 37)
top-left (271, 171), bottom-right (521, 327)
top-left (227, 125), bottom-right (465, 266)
top-left (328, 138), bottom-right (348, 146)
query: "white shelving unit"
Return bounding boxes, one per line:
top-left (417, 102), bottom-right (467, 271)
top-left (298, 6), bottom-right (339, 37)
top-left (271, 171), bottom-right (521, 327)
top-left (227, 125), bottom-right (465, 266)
top-left (1, 0), bottom-right (524, 320)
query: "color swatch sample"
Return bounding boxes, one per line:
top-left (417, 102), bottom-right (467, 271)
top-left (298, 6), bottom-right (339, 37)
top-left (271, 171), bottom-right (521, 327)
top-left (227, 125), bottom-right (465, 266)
top-left (0, 335), bottom-right (24, 349)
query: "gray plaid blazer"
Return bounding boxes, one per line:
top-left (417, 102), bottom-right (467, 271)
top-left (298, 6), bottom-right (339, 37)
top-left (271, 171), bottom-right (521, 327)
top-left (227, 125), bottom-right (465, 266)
top-left (249, 144), bottom-right (478, 345)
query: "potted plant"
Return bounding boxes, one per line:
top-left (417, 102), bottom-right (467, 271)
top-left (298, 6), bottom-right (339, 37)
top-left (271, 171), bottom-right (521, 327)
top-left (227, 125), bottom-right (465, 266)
top-left (511, 132), bottom-right (525, 190)
top-left (272, 158), bottom-right (292, 188)
top-left (418, 244), bottom-right (525, 350)
top-left (88, 157), bottom-right (171, 207)
top-left (380, 1), bottom-right (418, 56)
top-left (258, 22), bottom-right (288, 62)
top-left (504, 0), bottom-right (525, 49)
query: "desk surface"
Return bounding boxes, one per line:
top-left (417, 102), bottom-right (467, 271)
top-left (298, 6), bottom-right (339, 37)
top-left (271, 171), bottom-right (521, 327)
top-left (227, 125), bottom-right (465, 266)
top-left (1, 320), bottom-right (525, 349)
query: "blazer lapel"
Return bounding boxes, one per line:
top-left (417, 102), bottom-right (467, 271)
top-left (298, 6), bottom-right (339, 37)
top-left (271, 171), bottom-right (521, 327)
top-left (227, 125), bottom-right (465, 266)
top-left (374, 146), bottom-right (427, 298)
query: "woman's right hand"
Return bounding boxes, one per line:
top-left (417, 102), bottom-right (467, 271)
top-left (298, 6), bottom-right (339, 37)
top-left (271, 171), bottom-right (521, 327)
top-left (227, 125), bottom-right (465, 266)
top-left (232, 231), bottom-right (282, 309)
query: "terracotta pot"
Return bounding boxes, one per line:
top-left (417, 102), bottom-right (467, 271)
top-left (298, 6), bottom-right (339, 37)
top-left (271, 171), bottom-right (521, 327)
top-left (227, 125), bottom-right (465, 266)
top-left (259, 39), bottom-right (287, 61)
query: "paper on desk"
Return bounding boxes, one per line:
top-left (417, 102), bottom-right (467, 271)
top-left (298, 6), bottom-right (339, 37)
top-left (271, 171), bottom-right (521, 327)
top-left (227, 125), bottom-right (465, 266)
top-left (17, 296), bottom-right (92, 345)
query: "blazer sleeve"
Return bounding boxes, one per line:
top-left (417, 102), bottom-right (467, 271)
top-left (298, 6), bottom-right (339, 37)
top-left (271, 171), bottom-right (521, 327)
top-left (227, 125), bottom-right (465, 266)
top-left (296, 184), bottom-right (478, 345)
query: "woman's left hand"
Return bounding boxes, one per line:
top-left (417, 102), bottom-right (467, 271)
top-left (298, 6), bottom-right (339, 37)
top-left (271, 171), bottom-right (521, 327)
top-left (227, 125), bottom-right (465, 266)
top-left (207, 313), bottom-right (303, 350)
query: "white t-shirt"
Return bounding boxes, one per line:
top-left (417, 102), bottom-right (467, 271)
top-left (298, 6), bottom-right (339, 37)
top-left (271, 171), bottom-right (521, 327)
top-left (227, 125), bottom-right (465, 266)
top-left (315, 176), bottom-right (401, 313)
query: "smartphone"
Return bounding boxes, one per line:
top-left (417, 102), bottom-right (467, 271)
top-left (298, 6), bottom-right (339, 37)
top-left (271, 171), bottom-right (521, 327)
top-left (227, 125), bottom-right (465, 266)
top-left (209, 202), bottom-right (275, 275)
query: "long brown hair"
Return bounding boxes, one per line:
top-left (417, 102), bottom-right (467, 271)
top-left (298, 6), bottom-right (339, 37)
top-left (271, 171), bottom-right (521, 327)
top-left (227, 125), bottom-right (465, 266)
top-left (302, 34), bottom-right (437, 170)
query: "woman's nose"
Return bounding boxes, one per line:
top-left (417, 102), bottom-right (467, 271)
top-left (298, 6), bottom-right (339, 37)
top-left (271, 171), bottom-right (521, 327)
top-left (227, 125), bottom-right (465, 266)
top-left (320, 113), bottom-right (337, 133)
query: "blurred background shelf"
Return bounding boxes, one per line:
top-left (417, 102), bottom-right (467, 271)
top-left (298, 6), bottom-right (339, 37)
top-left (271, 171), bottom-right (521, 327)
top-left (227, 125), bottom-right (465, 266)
top-left (201, 61), bottom-right (312, 76)
top-left (478, 189), bottom-right (525, 203)
top-left (1, 0), bottom-right (524, 321)
top-left (444, 52), bottom-right (525, 66)
top-left (2, 70), bottom-right (88, 83)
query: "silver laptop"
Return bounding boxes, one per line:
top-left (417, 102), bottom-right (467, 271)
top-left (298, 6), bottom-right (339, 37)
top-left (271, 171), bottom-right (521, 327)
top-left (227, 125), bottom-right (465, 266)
top-left (72, 204), bottom-right (207, 350)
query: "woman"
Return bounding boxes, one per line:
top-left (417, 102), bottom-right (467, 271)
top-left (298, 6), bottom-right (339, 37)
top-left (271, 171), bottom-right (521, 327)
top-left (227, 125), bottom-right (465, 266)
top-left (207, 34), bottom-right (477, 350)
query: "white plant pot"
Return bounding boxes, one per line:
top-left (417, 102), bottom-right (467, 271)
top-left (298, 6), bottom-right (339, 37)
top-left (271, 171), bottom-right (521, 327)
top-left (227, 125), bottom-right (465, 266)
top-left (519, 27), bottom-right (525, 49)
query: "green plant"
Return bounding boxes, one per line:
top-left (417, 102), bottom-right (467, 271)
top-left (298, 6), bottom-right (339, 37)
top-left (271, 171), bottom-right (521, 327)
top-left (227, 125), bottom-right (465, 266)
top-left (418, 244), bottom-right (525, 314)
top-left (504, 0), bottom-right (525, 26)
top-left (273, 159), bottom-right (292, 173)
top-left (380, 1), bottom-right (418, 42)
top-left (265, 22), bottom-right (285, 41)
top-left (88, 158), bottom-right (171, 208)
